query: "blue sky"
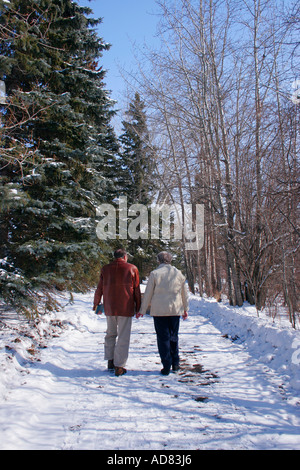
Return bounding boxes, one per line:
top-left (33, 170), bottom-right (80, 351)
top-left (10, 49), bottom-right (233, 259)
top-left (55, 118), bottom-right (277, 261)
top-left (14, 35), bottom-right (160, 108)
top-left (78, 0), bottom-right (298, 122)
top-left (79, 0), bottom-right (161, 106)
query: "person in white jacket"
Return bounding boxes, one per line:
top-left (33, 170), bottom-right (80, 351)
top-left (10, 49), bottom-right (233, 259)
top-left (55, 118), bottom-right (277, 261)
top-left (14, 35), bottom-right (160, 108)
top-left (138, 252), bottom-right (189, 375)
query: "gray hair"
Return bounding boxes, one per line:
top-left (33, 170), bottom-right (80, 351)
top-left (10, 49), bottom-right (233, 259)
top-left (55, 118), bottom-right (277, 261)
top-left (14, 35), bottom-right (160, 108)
top-left (157, 251), bottom-right (173, 264)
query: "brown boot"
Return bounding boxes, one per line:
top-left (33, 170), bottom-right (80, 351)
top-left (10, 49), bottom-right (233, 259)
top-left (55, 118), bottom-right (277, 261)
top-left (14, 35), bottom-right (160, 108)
top-left (115, 367), bottom-right (127, 377)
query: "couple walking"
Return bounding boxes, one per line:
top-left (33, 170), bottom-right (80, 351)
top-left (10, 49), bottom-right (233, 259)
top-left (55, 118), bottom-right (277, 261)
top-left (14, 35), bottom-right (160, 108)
top-left (93, 248), bottom-right (189, 376)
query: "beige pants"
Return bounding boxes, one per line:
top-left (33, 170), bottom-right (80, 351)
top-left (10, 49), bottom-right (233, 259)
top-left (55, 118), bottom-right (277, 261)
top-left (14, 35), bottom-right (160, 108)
top-left (104, 316), bottom-right (132, 368)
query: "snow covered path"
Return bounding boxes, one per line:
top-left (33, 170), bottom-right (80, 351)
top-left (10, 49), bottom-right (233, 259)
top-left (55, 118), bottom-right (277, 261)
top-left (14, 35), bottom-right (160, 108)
top-left (0, 293), bottom-right (299, 450)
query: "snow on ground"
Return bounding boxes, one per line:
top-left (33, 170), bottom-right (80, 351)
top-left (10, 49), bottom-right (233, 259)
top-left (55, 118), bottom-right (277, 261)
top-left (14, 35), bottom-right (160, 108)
top-left (0, 292), bottom-right (299, 450)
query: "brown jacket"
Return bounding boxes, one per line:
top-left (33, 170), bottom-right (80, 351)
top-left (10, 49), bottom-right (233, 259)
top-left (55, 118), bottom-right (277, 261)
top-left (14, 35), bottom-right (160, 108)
top-left (93, 258), bottom-right (141, 316)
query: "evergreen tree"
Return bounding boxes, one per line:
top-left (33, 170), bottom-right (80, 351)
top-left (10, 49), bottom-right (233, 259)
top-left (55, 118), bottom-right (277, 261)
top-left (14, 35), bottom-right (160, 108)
top-left (117, 92), bottom-right (164, 277)
top-left (118, 92), bottom-right (155, 205)
top-left (0, 0), bottom-right (118, 315)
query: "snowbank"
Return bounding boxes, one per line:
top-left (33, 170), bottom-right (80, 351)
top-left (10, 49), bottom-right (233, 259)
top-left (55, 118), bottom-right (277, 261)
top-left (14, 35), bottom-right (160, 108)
top-left (189, 295), bottom-right (300, 392)
top-left (0, 307), bottom-right (68, 401)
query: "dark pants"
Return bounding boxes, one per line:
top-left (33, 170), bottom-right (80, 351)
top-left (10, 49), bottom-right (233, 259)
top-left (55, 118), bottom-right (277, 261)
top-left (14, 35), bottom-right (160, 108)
top-left (153, 316), bottom-right (180, 371)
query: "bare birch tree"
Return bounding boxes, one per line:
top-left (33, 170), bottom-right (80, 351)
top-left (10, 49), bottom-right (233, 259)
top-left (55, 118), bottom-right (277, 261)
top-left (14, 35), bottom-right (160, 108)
top-left (126, 0), bottom-right (299, 323)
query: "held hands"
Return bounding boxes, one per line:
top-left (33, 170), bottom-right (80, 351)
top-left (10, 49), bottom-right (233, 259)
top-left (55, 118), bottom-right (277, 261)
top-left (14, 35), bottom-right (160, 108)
top-left (136, 312), bottom-right (143, 319)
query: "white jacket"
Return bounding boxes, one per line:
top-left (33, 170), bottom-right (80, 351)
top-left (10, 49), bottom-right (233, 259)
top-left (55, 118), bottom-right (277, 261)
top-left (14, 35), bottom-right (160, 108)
top-left (140, 264), bottom-right (189, 317)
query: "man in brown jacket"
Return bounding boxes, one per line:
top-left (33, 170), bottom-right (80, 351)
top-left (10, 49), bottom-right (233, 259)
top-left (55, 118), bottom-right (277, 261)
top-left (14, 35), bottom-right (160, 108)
top-left (93, 248), bottom-right (141, 376)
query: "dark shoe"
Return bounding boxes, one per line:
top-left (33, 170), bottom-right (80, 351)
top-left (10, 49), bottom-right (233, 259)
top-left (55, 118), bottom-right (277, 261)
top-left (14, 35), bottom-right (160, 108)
top-left (115, 367), bottom-right (127, 377)
top-left (172, 364), bottom-right (180, 373)
top-left (160, 368), bottom-right (170, 376)
top-left (107, 360), bottom-right (114, 371)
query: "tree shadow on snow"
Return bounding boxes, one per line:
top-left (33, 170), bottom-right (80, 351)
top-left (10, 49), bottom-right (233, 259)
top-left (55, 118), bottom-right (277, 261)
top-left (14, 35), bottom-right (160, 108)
top-left (34, 361), bottom-right (105, 379)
